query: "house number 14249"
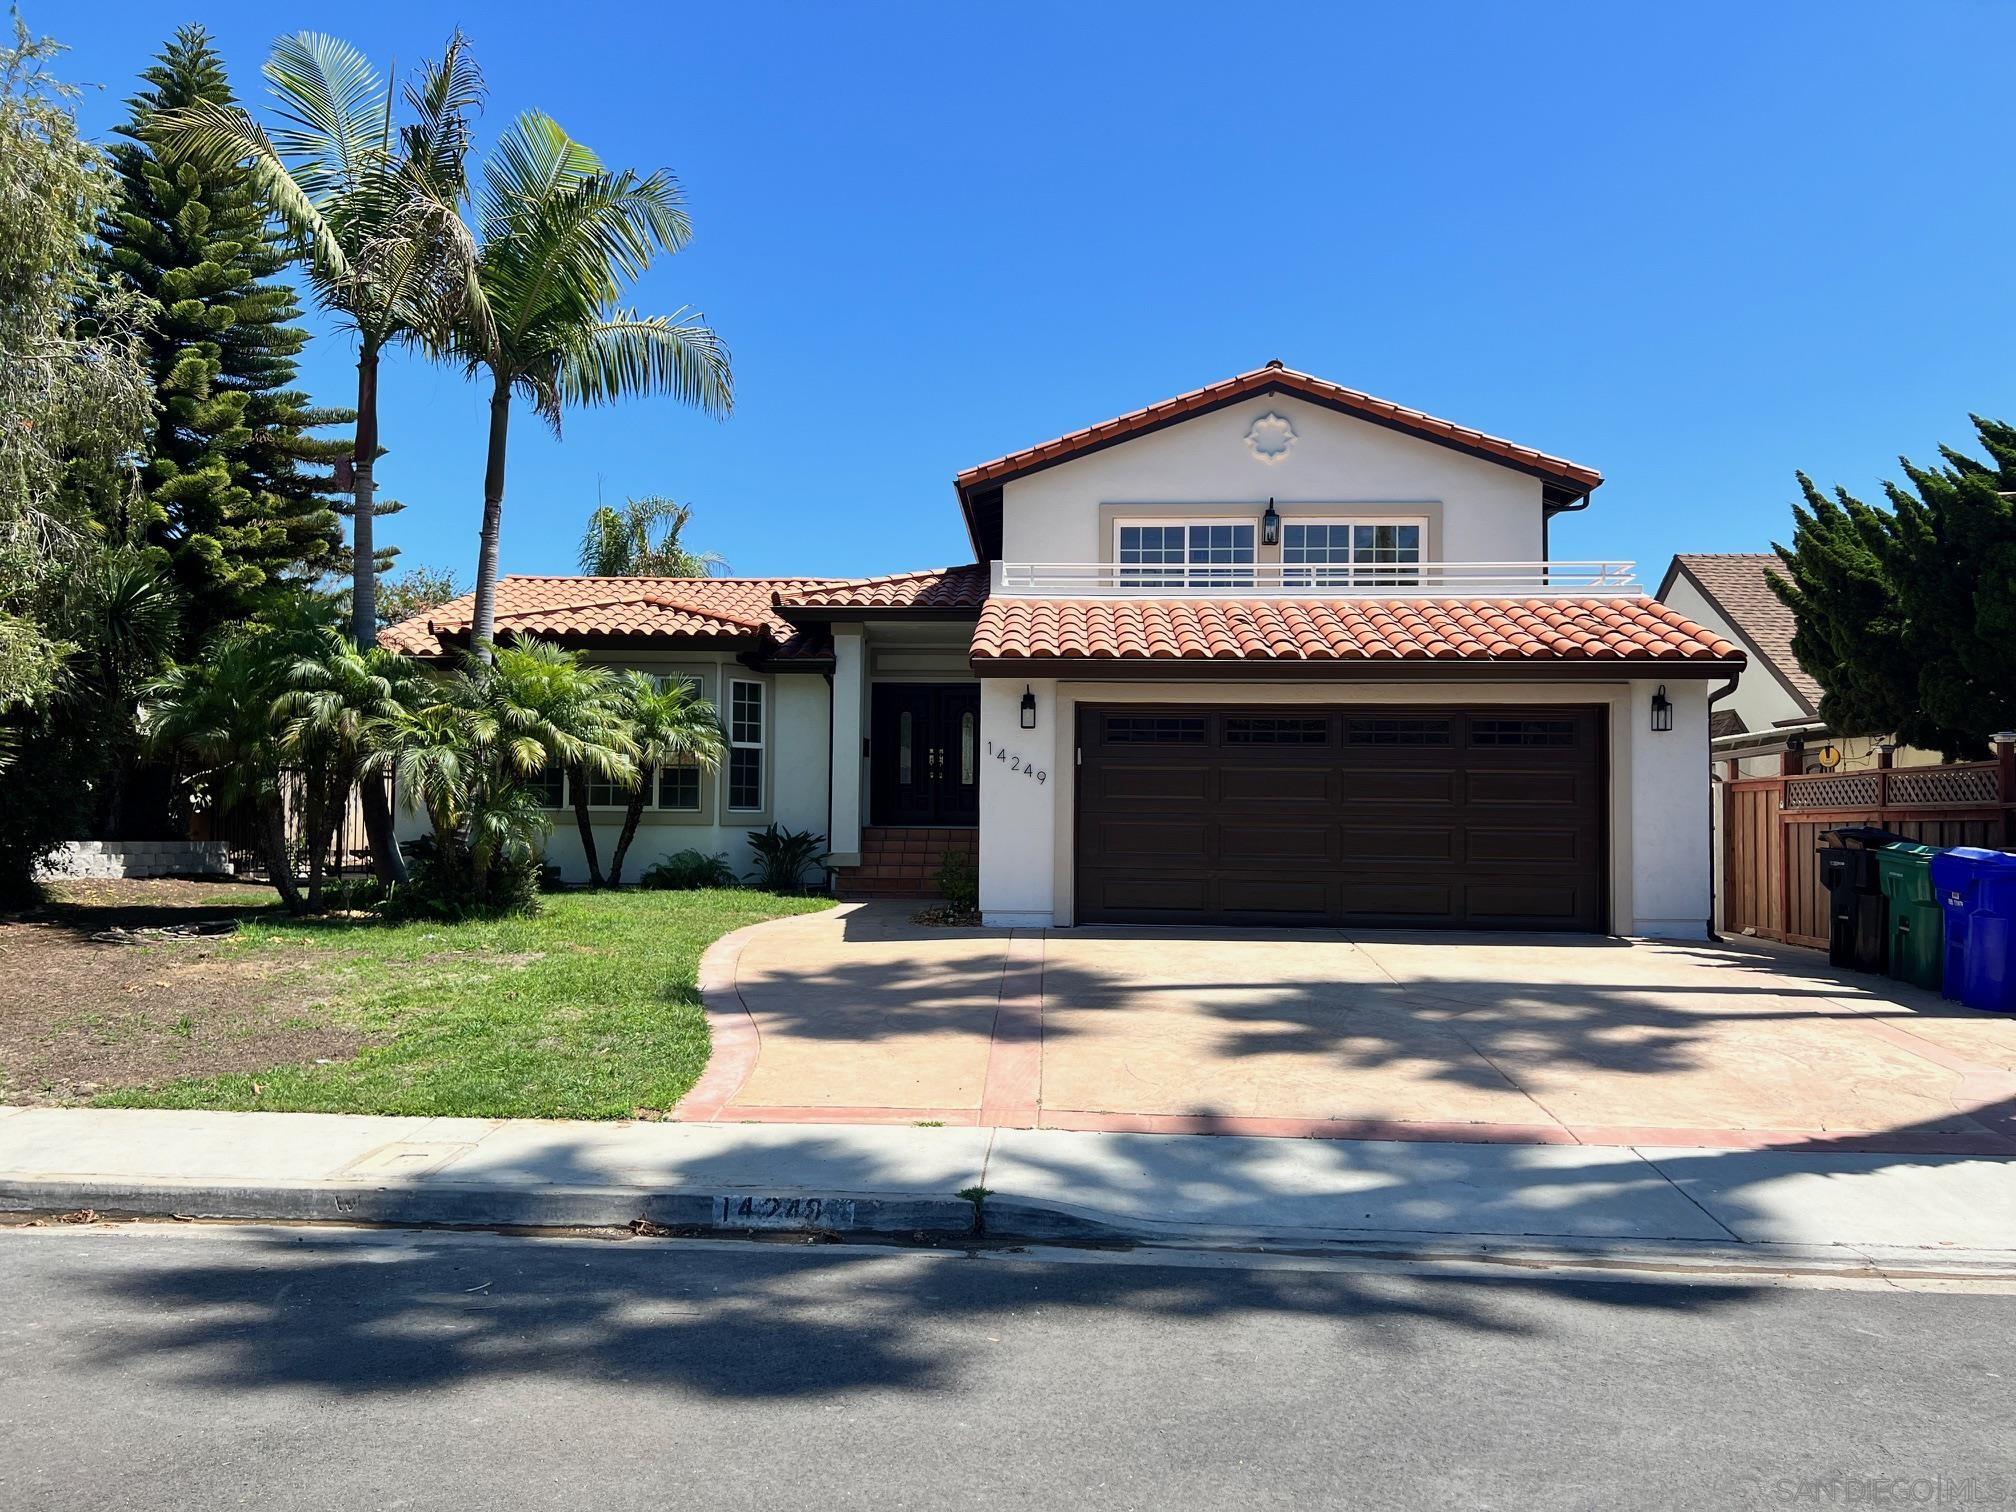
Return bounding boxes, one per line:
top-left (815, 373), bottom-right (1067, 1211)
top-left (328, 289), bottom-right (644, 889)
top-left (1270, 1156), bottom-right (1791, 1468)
top-left (986, 742), bottom-right (1047, 783)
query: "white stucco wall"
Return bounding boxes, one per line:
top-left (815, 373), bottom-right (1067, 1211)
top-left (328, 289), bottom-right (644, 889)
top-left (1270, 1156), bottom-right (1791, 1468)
top-left (998, 392), bottom-right (1548, 564)
top-left (977, 676), bottom-right (1715, 940)
top-left (977, 677), bottom-right (1060, 927)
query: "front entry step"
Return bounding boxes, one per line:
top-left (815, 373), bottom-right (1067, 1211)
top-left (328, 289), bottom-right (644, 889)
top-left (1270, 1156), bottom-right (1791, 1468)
top-left (834, 826), bottom-right (978, 900)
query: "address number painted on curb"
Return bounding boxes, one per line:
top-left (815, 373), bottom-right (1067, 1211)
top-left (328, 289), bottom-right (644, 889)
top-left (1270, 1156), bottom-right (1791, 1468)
top-left (714, 1194), bottom-right (857, 1229)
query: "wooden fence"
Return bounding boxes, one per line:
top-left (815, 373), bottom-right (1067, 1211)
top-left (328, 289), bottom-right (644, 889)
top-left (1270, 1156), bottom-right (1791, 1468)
top-left (1722, 755), bottom-right (2015, 948)
top-left (191, 773), bottom-right (390, 879)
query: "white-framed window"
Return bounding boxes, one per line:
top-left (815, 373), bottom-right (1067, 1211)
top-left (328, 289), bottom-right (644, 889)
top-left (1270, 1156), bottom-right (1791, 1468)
top-left (1115, 520), bottom-right (1256, 586)
top-left (1281, 519), bottom-right (1425, 586)
top-left (648, 671), bottom-right (708, 811)
top-left (583, 772), bottom-right (636, 809)
top-left (529, 765), bottom-right (566, 810)
top-left (656, 764), bottom-right (702, 811)
top-left (726, 679), bottom-right (764, 811)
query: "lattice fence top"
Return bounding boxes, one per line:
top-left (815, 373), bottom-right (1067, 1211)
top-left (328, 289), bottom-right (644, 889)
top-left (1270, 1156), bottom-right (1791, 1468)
top-left (1784, 772), bottom-right (1879, 809)
top-left (1885, 764), bottom-right (2002, 806)
top-left (1783, 763), bottom-right (2002, 810)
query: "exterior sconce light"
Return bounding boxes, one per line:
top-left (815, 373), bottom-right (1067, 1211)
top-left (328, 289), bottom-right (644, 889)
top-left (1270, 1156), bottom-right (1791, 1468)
top-left (1650, 685), bottom-right (1674, 732)
top-left (1020, 686), bottom-right (1037, 730)
top-left (1261, 498), bottom-right (1281, 547)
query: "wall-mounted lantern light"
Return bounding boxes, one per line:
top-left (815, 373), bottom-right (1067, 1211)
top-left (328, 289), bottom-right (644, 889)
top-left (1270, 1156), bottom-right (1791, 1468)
top-left (1650, 685), bottom-right (1674, 732)
top-left (1020, 685), bottom-right (1037, 730)
top-left (1260, 498), bottom-right (1281, 547)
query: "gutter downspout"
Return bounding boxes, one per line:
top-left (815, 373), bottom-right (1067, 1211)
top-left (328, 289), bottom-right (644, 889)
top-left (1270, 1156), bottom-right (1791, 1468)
top-left (822, 671), bottom-right (835, 894)
top-left (1705, 673), bottom-right (1742, 940)
top-left (1540, 488), bottom-right (1593, 581)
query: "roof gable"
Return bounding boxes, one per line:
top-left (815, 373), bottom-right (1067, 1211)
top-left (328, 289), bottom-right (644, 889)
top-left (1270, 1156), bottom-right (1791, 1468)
top-left (1657, 554), bottom-right (1820, 715)
top-left (953, 363), bottom-right (1603, 559)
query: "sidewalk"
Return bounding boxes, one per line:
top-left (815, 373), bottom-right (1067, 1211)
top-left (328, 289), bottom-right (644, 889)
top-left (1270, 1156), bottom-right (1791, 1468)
top-left (3, 1105), bottom-right (2013, 1273)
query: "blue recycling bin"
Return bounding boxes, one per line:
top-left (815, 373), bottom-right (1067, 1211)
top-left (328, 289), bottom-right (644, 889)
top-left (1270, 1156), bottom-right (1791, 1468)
top-left (1930, 847), bottom-right (2016, 1013)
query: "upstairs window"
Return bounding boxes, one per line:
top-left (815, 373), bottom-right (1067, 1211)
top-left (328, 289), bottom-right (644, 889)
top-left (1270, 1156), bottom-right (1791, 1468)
top-left (1282, 521), bottom-right (1424, 586)
top-left (1116, 521), bottom-right (1255, 587)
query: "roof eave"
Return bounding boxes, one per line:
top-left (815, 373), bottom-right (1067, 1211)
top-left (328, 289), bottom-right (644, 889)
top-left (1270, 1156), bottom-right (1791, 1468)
top-left (968, 655), bottom-right (1747, 680)
top-left (772, 603), bottom-right (984, 627)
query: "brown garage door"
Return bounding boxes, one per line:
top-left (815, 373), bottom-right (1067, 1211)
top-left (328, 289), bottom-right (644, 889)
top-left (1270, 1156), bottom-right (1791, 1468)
top-left (1075, 705), bottom-right (1606, 930)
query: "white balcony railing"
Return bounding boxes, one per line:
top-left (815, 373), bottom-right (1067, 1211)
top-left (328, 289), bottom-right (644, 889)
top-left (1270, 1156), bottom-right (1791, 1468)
top-left (989, 560), bottom-right (1640, 598)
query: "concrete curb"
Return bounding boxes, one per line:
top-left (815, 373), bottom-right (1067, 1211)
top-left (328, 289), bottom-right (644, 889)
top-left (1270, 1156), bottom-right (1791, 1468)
top-left (0, 1175), bottom-right (984, 1238)
top-left (8, 1175), bottom-right (2016, 1281)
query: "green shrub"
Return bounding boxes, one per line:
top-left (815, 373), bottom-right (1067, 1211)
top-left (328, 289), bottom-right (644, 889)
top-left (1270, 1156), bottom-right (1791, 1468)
top-left (936, 848), bottom-right (978, 912)
top-left (382, 847), bottom-right (544, 921)
top-left (745, 823), bottom-right (829, 893)
top-left (639, 850), bottom-right (736, 890)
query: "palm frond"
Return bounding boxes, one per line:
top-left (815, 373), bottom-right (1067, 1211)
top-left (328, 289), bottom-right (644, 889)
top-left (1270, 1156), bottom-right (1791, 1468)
top-left (479, 111), bottom-right (602, 248)
top-left (560, 311), bottom-right (732, 416)
top-left (263, 32), bottom-right (393, 201)
top-left (151, 100), bottom-right (353, 283)
top-left (401, 29), bottom-right (485, 196)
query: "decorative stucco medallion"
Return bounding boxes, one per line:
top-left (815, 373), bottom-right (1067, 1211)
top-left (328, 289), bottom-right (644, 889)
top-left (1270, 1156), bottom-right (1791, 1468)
top-left (1244, 411), bottom-right (1296, 464)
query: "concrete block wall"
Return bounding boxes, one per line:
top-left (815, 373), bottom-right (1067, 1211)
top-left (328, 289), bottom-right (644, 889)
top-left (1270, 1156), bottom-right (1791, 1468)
top-left (37, 840), bottom-right (234, 881)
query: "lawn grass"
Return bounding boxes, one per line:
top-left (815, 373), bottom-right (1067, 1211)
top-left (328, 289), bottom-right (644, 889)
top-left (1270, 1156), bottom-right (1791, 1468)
top-left (92, 889), bottom-right (834, 1119)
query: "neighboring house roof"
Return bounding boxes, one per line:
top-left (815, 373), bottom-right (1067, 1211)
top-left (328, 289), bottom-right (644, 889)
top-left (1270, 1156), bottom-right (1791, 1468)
top-left (378, 575), bottom-right (846, 664)
top-left (952, 362), bottom-right (1604, 559)
top-left (970, 596), bottom-right (1743, 673)
top-left (1655, 553), bottom-right (1820, 715)
top-left (772, 564), bottom-right (989, 618)
top-left (1710, 708), bottom-right (1748, 739)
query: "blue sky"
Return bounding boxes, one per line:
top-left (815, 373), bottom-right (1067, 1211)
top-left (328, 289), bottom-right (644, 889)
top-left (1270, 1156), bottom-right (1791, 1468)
top-left (58, 1), bottom-right (2016, 588)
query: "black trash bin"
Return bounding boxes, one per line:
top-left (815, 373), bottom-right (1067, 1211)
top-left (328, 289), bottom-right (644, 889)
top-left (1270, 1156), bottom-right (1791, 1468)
top-left (1817, 827), bottom-right (1907, 973)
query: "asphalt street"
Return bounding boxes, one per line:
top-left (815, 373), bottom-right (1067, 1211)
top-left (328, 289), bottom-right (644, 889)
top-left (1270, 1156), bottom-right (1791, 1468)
top-left (0, 1223), bottom-right (2009, 1510)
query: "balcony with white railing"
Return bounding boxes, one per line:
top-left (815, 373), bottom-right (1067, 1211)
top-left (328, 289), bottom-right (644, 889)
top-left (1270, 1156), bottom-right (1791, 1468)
top-left (988, 560), bottom-right (1641, 598)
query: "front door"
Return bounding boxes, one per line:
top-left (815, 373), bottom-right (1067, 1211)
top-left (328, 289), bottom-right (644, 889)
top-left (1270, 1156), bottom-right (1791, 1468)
top-left (871, 685), bottom-right (980, 826)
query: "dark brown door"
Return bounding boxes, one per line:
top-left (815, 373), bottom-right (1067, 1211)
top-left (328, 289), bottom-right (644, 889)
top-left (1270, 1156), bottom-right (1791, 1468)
top-left (1075, 705), bottom-right (1606, 930)
top-left (872, 685), bottom-right (981, 826)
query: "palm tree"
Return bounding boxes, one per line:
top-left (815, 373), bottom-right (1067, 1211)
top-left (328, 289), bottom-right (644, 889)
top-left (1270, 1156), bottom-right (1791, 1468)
top-left (484, 642), bottom-right (635, 887)
top-left (577, 496), bottom-right (726, 577)
top-left (53, 553), bottom-right (181, 836)
top-left (606, 672), bottom-right (726, 887)
top-left (460, 113), bottom-right (732, 652)
top-left (377, 639), bottom-right (635, 905)
top-left (156, 33), bottom-right (485, 882)
top-left (148, 633), bottom-right (305, 913)
top-left (275, 629), bottom-right (423, 909)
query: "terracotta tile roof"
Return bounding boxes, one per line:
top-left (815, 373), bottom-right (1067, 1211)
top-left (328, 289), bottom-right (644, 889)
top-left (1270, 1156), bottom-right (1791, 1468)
top-left (378, 575), bottom-right (845, 659)
top-left (969, 596), bottom-right (1743, 669)
top-left (1661, 554), bottom-right (1820, 712)
top-left (772, 563), bottom-right (989, 614)
top-left (954, 363), bottom-right (1604, 494)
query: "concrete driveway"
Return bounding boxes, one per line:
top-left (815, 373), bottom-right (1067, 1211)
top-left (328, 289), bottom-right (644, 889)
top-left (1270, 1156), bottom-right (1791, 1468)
top-left (679, 904), bottom-right (2016, 1154)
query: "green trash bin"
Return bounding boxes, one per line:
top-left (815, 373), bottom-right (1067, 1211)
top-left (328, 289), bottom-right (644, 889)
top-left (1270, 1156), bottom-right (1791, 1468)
top-left (1875, 843), bottom-right (1945, 991)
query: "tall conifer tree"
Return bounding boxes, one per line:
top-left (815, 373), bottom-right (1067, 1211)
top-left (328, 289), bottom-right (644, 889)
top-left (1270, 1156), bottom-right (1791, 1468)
top-left (96, 25), bottom-right (347, 648)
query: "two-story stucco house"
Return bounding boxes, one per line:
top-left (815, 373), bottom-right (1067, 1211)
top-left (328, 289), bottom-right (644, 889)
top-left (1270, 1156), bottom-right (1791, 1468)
top-left (384, 363), bottom-right (1746, 937)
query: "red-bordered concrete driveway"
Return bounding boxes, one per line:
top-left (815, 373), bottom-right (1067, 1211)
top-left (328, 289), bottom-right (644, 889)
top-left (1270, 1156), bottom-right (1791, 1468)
top-left (674, 904), bottom-right (2016, 1156)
